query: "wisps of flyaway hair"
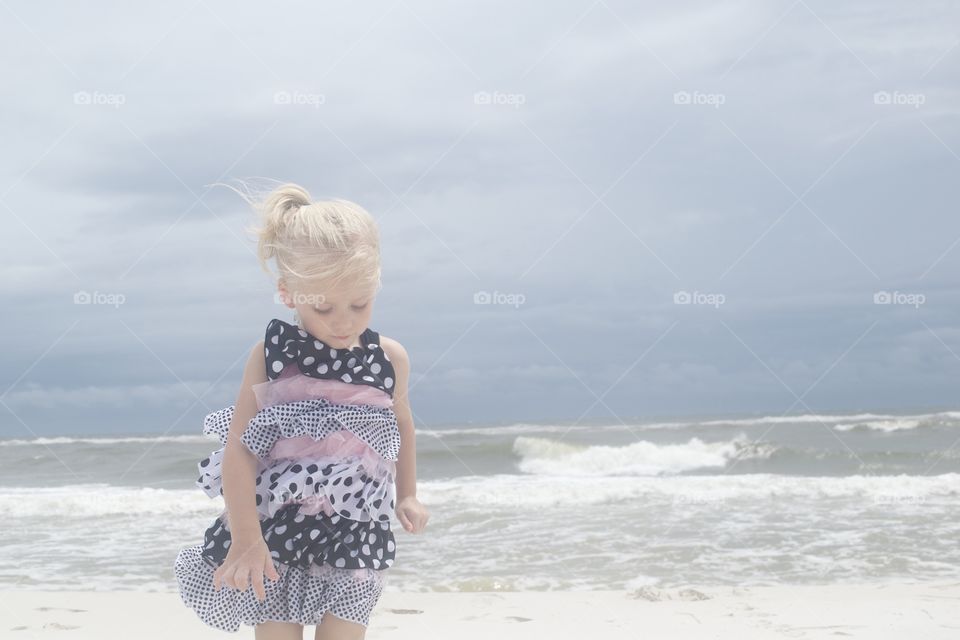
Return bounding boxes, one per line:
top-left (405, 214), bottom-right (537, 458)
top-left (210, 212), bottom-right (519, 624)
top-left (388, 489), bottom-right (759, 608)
top-left (207, 177), bottom-right (383, 295)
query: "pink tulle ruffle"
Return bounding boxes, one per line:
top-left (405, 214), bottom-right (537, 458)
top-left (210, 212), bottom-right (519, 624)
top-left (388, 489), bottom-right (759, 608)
top-left (253, 373), bottom-right (393, 411)
top-left (268, 430), bottom-right (381, 466)
top-left (198, 429), bottom-right (397, 522)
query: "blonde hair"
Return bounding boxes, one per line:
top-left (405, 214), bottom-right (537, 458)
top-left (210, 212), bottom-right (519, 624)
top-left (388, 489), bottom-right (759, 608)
top-left (214, 179), bottom-right (382, 294)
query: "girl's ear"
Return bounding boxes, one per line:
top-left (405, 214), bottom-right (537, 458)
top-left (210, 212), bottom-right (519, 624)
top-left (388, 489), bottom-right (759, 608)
top-left (277, 280), bottom-right (295, 309)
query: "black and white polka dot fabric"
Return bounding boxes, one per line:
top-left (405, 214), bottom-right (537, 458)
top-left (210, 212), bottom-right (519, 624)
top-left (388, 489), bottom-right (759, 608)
top-left (264, 318), bottom-right (396, 396)
top-left (174, 318), bottom-right (401, 632)
top-left (199, 502), bottom-right (396, 570)
top-left (174, 543), bottom-right (386, 631)
top-left (201, 397), bottom-right (401, 461)
top-left (197, 444), bottom-right (398, 522)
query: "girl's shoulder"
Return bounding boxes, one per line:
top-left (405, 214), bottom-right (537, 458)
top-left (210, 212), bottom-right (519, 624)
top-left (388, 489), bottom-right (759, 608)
top-left (377, 334), bottom-right (409, 367)
top-left (232, 339), bottom-right (268, 390)
top-left (248, 338), bottom-right (266, 373)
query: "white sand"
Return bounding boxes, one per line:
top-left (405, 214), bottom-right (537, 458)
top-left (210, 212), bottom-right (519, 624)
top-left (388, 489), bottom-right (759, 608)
top-left (3, 583), bottom-right (960, 639)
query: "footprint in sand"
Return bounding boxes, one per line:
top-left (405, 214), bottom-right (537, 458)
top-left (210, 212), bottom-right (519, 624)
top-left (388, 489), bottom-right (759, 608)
top-left (35, 607), bottom-right (87, 613)
top-left (628, 587), bottom-right (712, 602)
top-left (504, 616), bottom-right (533, 622)
top-left (42, 622), bottom-right (81, 630)
top-left (629, 587), bottom-right (665, 601)
top-left (385, 608), bottom-right (423, 615)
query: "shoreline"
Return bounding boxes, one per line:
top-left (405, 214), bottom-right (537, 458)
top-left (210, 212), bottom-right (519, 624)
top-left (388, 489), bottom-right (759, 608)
top-left (4, 582), bottom-right (960, 639)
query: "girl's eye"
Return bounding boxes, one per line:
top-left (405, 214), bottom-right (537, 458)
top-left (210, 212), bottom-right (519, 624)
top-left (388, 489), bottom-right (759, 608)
top-left (313, 304), bottom-right (368, 314)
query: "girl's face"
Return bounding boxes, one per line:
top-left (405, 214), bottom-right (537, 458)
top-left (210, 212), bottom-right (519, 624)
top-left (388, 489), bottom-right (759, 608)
top-left (278, 278), bottom-right (377, 349)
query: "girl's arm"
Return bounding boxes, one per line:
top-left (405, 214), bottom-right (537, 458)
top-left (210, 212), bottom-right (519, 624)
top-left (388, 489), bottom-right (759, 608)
top-left (383, 337), bottom-right (429, 533)
top-left (383, 338), bottom-right (417, 502)
top-left (219, 340), bottom-right (269, 544)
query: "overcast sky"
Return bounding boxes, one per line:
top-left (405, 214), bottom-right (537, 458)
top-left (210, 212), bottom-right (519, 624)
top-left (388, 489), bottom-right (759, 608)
top-left (1, 1), bottom-right (958, 437)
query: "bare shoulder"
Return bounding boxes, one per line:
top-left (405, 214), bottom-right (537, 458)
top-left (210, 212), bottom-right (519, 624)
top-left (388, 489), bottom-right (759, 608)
top-left (246, 339), bottom-right (267, 382)
top-left (250, 339), bottom-right (265, 361)
top-left (226, 339), bottom-right (268, 439)
top-left (379, 335), bottom-right (411, 408)
top-left (378, 335), bottom-right (409, 368)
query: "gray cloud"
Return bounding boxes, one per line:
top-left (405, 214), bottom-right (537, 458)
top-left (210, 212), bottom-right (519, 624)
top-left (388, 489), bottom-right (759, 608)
top-left (1, 0), bottom-right (958, 438)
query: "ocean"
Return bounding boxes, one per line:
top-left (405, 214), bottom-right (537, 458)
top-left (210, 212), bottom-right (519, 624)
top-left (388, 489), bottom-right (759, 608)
top-left (2, 409), bottom-right (959, 593)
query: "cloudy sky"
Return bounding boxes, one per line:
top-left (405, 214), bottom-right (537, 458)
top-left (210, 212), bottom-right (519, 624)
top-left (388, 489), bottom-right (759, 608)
top-left (1, 1), bottom-right (958, 437)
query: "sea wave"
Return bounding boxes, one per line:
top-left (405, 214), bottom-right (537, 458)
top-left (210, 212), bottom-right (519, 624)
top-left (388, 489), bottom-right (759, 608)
top-left (420, 472), bottom-right (960, 507)
top-left (417, 410), bottom-right (960, 437)
top-left (1, 473), bottom-right (955, 515)
top-left (512, 434), bottom-right (777, 476)
top-left (0, 434), bottom-right (211, 446)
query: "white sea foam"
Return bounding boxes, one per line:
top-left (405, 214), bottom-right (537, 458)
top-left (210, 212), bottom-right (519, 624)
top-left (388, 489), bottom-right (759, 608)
top-left (3, 409), bottom-right (956, 447)
top-left (834, 419), bottom-right (924, 433)
top-left (419, 473), bottom-right (960, 508)
top-left (416, 409), bottom-right (960, 437)
top-left (0, 434), bottom-right (211, 446)
top-left (512, 434), bottom-right (776, 476)
top-left (0, 485), bottom-right (221, 516)
top-left (2, 472), bottom-right (955, 515)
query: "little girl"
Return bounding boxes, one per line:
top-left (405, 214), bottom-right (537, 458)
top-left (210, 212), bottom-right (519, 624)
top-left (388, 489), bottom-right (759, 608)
top-left (174, 182), bottom-right (429, 640)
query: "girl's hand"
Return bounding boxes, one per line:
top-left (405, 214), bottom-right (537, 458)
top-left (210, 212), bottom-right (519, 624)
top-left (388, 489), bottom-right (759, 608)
top-left (212, 536), bottom-right (281, 602)
top-left (395, 495), bottom-right (429, 534)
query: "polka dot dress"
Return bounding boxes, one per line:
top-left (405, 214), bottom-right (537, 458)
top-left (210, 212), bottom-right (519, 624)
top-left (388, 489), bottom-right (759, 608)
top-left (264, 318), bottom-right (395, 394)
top-left (174, 318), bottom-right (400, 632)
top-left (175, 545), bottom-right (386, 631)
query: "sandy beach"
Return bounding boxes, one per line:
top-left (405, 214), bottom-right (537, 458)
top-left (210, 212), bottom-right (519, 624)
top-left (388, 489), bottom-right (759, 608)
top-left (4, 583), bottom-right (960, 639)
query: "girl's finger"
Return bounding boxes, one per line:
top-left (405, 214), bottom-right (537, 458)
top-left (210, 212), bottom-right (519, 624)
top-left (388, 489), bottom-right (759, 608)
top-left (234, 567), bottom-right (249, 591)
top-left (265, 557), bottom-right (280, 581)
top-left (251, 567), bottom-right (266, 602)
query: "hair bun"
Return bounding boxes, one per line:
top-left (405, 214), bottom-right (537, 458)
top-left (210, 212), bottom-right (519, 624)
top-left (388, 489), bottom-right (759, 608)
top-left (230, 180), bottom-right (381, 291)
